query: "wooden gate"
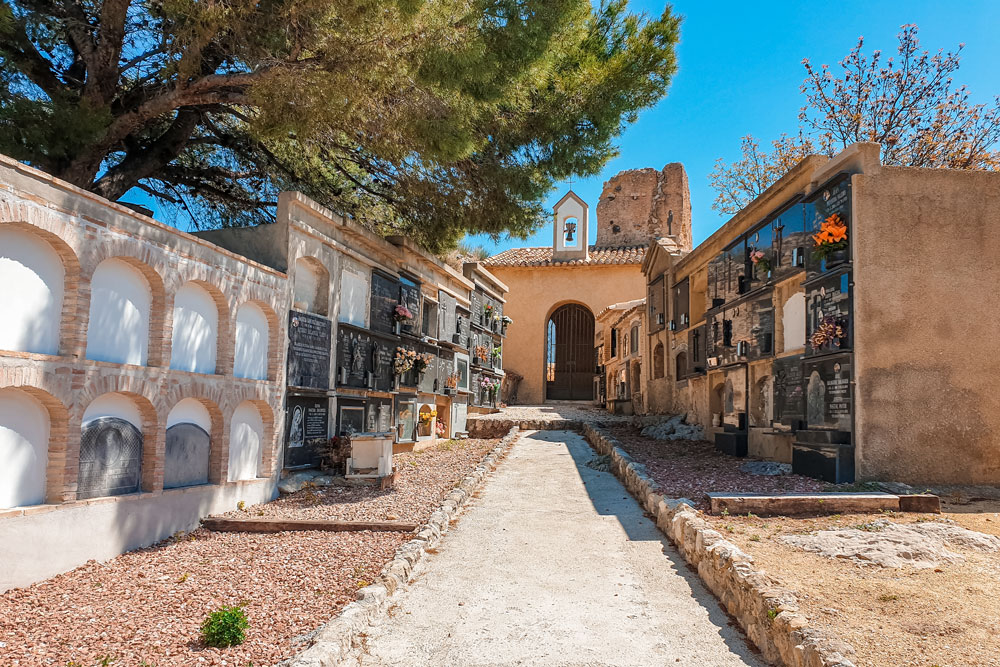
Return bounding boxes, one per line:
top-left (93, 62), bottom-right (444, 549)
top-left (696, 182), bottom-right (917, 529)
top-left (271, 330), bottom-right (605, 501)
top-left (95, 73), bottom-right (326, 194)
top-left (546, 304), bottom-right (595, 400)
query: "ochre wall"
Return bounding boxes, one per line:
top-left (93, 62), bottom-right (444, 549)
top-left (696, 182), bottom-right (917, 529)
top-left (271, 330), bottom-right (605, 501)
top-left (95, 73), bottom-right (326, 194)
top-left (487, 263), bottom-right (645, 404)
top-left (852, 166), bottom-right (1000, 484)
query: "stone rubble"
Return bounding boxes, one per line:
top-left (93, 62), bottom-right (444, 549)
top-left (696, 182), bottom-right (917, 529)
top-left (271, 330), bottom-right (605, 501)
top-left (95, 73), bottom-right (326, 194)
top-left (740, 461), bottom-right (794, 477)
top-left (780, 518), bottom-right (1000, 569)
top-left (639, 413), bottom-right (705, 441)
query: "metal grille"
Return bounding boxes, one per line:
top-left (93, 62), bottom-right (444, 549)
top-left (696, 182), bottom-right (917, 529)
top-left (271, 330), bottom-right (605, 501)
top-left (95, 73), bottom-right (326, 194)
top-left (546, 304), bottom-right (596, 400)
top-left (78, 417), bottom-right (143, 499)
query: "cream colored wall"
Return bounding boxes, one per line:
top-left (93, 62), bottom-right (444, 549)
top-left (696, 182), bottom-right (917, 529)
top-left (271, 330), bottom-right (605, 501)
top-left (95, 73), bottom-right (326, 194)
top-left (487, 263), bottom-right (645, 404)
top-left (853, 166), bottom-right (1000, 484)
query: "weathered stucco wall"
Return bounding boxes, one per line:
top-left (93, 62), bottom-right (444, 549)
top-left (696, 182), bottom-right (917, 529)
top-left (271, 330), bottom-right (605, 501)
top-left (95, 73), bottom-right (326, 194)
top-left (596, 164), bottom-right (692, 250)
top-left (853, 166), bottom-right (1000, 484)
top-left (487, 263), bottom-right (645, 404)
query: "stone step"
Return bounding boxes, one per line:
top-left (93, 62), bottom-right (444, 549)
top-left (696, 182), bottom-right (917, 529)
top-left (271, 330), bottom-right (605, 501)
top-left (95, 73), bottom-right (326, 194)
top-left (202, 517), bottom-right (419, 533)
top-left (708, 492), bottom-right (901, 516)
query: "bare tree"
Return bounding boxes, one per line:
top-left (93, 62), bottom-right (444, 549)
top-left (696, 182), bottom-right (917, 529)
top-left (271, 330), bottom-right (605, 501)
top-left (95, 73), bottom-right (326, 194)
top-left (710, 25), bottom-right (1000, 214)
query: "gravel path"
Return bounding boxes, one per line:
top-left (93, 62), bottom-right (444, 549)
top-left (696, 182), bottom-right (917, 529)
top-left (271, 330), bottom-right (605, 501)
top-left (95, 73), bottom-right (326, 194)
top-left (347, 430), bottom-right (765, 666)
top-left (603, 424), bottom-right (824, 508)
top-left (226, 438), bottom-right (496, 523)
top-left (0, 438), bottom-right (499, 667)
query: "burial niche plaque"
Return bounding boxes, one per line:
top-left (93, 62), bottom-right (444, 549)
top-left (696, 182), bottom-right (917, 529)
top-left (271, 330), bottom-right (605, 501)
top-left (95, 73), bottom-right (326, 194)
top-left (285, 396), bottom-right (328, 468)
top-left (806, 271), bottom-right (851, 357)
top-left (370, 272), bottom-right (401, 335)
top-left (287, 310), bottom-right (332, 389)
top-left (164, 423), bottom-right (210, 489)
top-left (803, 354), bottom-right (852, 431)
top-left (78, 417), bottom-right (143, 499)
top-left (772, 354), bottom-right (805, 429)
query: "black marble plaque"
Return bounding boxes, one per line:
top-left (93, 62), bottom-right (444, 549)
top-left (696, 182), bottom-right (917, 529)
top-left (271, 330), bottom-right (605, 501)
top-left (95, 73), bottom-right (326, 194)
top-left (805, 175), bottom-right (852, 277)
top-left (748, 296), bottom-right (775, 360)
top-left (285, 396), bottom-right (327, 467)
top-left (440, 291), bottom-right (458, 341)
top-left (78, 418), bottom-right (142, 499)
top-left (164, 423), bottom-right (210, 489)
top-left (370, 272), bottom-right (400, 335)
top-left (746, 221), bottom-right (774, 289)
top-left (770, 201), bottom-right (810, 281)
top-left (772, 354), bottom-right (805, 428)
top-left (803, 354), bottom-right (852, 431)
top-left (470, 290), bottom-right (483, 327)
top-left (337, 398), bottom-right (366, 436)
top-left (417, 342), bottom-right (438, 394)
top-left (399, 281), bottom-right (421, 336)
top-left (287, 310), bottom-right (331, 390)
top-left (806, 271), bottom-right (851, 357)
top-left (336, 326), bottom-right (370, 389)
top-left (456, 308), bottom-right (471, 348)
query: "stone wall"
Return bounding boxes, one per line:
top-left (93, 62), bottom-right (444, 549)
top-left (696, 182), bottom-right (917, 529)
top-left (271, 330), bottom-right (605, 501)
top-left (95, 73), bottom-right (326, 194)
top-left (596, 163), bottom-right (692, 251)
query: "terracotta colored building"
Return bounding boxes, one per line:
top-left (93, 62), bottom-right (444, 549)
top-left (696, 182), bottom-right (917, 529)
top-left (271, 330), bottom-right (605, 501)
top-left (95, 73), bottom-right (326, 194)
top-left (485, 165), bottom-right (692, 405)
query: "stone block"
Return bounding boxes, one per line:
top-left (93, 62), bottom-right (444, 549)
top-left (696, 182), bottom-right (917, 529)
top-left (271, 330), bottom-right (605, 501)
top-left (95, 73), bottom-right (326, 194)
top-left (898, 494), bottom-right (940, 513)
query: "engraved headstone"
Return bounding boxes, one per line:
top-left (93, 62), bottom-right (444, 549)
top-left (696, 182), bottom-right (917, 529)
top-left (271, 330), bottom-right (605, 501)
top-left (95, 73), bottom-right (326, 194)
top-left (164, 423), bottom-right (210, 489)
top-left (773, 354), bottom-right (805, 428)
top-left (287, 310), bottom-right (331, 389)
top-left (285, 396), bottom-right (327, 468)
top-left (804, 355), bottom-right (852, 431)
top-left (370, 272), bottom-right (400, 335)
top-left (78, 418), bottom-right (143, 499)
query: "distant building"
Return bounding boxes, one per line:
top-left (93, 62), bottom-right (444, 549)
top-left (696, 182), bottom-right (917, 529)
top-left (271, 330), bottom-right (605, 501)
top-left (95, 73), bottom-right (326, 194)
top-left (485, 165), bottom-right (691, 404)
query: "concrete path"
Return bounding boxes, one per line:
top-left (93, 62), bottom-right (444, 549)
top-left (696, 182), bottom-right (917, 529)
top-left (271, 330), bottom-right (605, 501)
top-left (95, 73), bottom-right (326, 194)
top-left (349, 430), bottom-right (765, 666)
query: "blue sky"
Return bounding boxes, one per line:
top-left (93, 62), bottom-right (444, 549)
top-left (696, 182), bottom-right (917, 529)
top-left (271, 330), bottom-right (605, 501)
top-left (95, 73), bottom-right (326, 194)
top-left (130, 1), bottom-right (1000, 250)
top-left (466, 0), bottom-right (1000, 252)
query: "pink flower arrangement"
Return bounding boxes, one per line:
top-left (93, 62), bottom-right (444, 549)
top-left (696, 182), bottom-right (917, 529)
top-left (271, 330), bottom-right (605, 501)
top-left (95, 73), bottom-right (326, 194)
top-left (393, 304), bottom-right (413, 322)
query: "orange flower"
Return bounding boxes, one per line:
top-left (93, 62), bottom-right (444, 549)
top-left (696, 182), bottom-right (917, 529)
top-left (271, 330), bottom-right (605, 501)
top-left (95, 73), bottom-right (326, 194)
top-left (814, 213), bottom-right (847, 246)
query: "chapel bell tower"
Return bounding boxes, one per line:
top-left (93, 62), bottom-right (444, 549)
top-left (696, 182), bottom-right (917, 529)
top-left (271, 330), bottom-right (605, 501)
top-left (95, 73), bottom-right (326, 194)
top-left (551, 190), bottom-right (589, 262)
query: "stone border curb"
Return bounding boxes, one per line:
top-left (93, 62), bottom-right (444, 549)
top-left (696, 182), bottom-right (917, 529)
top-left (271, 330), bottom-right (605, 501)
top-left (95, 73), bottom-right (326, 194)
top-left (283, 426), bottom-right (522, 667)
top-left (581, 423), bottom-right (856, 667)
top-left (467, 418), bottom-right (583, 439)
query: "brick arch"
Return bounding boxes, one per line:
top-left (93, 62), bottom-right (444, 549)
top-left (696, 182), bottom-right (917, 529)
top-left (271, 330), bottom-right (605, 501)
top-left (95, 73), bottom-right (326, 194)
top-left (168, 279), bottom-right (232, 376)
top-left (234, 298), bottom-right (282, 382)
top-left (0, 221), bottom-right (82, 357)
top-left (74, 377), bottom-right (162, 494)
top-left (77, 252), bottom-right (168, 367)
top-left (163, 389), bottom-right (226, 485)
top-left (0, 385), bottom-right (71, 505)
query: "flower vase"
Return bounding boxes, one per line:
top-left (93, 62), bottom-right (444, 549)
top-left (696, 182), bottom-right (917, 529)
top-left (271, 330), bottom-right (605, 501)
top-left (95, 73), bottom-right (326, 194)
top-left (393, 375), bottom-right (400, 391)
top-left (394, 321), bottom-right (401, 335)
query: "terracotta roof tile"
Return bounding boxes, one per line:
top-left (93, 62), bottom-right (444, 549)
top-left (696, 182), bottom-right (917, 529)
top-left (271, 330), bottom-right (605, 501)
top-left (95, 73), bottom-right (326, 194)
top-left (484, 244), bottom-right (648, 268)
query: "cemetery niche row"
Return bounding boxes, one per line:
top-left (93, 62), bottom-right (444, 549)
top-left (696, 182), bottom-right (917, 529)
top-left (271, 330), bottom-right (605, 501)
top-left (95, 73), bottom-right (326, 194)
top-left (704, 173), bottom-right (852, 311)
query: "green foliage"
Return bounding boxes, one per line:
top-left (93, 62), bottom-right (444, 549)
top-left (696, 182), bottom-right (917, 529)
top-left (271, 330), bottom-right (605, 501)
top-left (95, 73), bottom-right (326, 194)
top-left (200, 605), bottom-right (250, 648)
top-left (0, 0), bottom-right (680, 250)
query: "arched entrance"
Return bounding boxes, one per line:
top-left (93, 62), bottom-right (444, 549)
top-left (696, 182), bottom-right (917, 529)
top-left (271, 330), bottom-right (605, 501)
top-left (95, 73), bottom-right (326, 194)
top-left (545, 304), bottom-right (595, 401)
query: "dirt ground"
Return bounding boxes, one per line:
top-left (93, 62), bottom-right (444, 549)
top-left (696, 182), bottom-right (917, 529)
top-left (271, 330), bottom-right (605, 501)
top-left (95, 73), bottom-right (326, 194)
top-left (704, 499), bottom-right (1000, 667)
top-left (602, 425), bottom-right (825, 507)
top-left (0, 438), bottom-right (499, 667)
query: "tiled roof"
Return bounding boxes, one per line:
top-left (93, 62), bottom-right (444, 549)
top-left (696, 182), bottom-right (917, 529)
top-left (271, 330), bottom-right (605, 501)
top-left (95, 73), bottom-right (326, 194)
top-left (484, 244), bottom-right (648, 267)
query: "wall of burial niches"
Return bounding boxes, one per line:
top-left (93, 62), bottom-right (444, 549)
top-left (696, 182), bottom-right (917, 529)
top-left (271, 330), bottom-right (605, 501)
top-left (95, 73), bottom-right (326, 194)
top-left (0, 228), bottom-right (64, 355)
top-left (234, 302), bottom-right (270, 380)
top-left (0, 388), bottom-right (49, 509)
top-left (170, 282), bottom-right (219, 374)
top-left (85, 258), bottom-right (152, 365)
top-left (228, 401), bottom-right (263, 481)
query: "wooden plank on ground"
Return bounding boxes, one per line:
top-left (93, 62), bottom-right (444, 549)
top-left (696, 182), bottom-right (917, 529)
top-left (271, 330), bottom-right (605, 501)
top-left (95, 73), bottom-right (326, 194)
top-left (707, 492), bottom-right (901, 517)
top-left (201, 517), bottom-right (419, 533)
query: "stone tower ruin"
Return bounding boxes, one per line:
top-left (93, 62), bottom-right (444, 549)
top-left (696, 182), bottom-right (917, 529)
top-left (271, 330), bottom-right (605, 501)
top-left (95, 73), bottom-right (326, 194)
top-left (595, 163), bottom-right (692, 251)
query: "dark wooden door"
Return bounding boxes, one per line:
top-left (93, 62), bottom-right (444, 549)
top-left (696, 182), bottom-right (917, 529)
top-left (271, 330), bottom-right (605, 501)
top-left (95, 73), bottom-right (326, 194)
top-left (546, 304), bottom-right (595, 400)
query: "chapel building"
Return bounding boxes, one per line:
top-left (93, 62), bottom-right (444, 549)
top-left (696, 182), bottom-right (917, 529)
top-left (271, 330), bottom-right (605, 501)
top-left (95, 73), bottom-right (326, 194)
top-left (484, 164), bottom-right (691, 405)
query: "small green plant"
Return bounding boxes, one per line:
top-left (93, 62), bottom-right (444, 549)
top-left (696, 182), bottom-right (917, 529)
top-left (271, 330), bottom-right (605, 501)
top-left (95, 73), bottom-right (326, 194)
top-left (236, 500), bottom-right (246, 511)
top-left (746, 512), bottom-right (757, 519)
top-left (749, 534), bottom-right (761, 542)
top-left (97, 657), bottom-right (115, 666)
top-left (201, 605), bottom-right (249, 648)
top-left (853, 521), bottom-right (885, 532)
top-left (724, 523), bottom-right (734, 533)
top-left (767, 608), bottom-right (779, 621)
top-left (720, 508), bottom-right (729, 517)
top-left (877, 593), bottom-right (899, 602)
